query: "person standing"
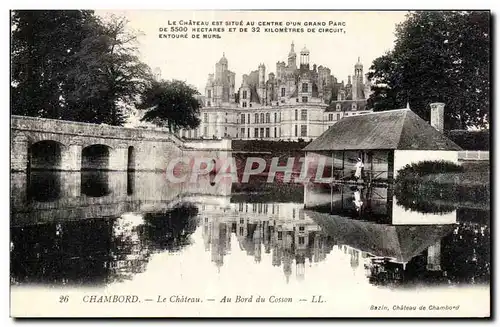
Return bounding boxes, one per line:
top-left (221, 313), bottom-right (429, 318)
top-left (354, 157), bottom-right (364, 180)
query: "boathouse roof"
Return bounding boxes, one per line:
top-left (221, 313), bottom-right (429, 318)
top-left (303, 109), bottom-right (462, 151)
top-left (304, 210), bottom-right (456, 263)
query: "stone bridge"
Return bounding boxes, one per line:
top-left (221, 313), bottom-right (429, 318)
top-left (11, 115), bottom-right (232, 172)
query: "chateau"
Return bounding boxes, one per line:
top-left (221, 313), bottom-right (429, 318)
top-left (180, 42), bottom-right (373, 140)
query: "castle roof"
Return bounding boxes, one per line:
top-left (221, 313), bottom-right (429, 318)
top-left (288, 42), bottom-right (296, 58)
top-left (219, 52), bottom-right (228, 64)
top-left (325, 100), bottom-right (367, 112)
top-left (355, 56), bottom-right (363, 68)
top-left (303, 109), bottom-right (462, 151)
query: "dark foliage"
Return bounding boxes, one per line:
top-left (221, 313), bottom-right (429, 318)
top-left (446, 129), bottom-right (490, 151)
top-left (396, 160), bottom-right (464, 180)
top-left (367, 11), bottom-right (490, 129)
top-left (139, 80), bottom-right (201, 131)
top-left (11, 11), bottom-right (151, 126)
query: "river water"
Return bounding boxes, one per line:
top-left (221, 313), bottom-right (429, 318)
top-left (10, 171), bottom-right (490, 317)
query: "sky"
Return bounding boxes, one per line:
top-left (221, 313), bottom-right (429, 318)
top-left (97, 10), bottom-right (409, 93)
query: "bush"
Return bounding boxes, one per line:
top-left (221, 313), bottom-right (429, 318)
top-left (396, 160), bottom-right (464, 181)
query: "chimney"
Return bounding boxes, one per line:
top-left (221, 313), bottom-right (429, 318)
top-left (430, 102), bottom-right (445, 133)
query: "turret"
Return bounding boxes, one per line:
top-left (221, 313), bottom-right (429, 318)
top-left (287, 42), bottom-right (297, 69)
top-left (300, 45), bottom-right (310, 67)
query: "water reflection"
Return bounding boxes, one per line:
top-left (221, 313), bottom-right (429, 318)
top-left (81, 171), bottom-right (111, 197)
top-left (27, 171), bottom-right (62, 202)
top-left (10, 171), bottom-right (490, 290)
top-left (304, 183), bottom-right (457, 225)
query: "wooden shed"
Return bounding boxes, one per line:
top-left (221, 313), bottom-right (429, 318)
top-left (303, 109), bottom-right (462, 183)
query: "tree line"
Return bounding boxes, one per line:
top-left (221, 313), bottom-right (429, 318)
top-left (367, 11), bottom-right (490, 130)
top-left (11, 10), bottom-right (200, 130)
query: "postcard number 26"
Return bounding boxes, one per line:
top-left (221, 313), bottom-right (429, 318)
top-left (59, 295), bottom-right (69, 303)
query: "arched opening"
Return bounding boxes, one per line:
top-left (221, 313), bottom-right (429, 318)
top-left (127, 146), bottom-right (135, 171)
top-left (81, 144), bottom-right (110, 170)
top-left (29, 140), bottom-right (63, 170)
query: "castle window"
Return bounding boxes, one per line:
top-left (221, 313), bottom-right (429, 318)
top-left (337, 113), bottom-right (340, 120)
top-left (260, 113), bottom-right (264, 123)
top-left (248, 114), bottom-right (250, 123)
top-left (278, 231), bottom-right (283, 240)
top-left (301, 125), bottom-right (307, 137)
top-left (352, 103), bottom-right (357, 110)
top-left (241, 128), bottom-right (245, 137)
top-left (260, 128), bottom-right (264, 138)
top-left (243, 90), bottom-right (247, 99)
top-left (204, 113), bottom-right (208, 123)
top-left (302, 96), bottom-right (308, 103)
top-left (274, 112), bottom-right (277, 122)
top-left (295, 109), bottom-right (298, 120)
top-left (266, 113), bottom-right (270, 123)
top-left (204, 126), bottom-right (208, 135)
top-left (294, 125), bottom-right (298, 137)
top-left (208, 90), bottom-right (212, 98)
top-left (302, 83), bottom-right (308, 93)
top-left (207, 101), bottom-right (211, 107)
top-left (336, 104), bottom-right (341, 111)
top-left (255, 113), bottom-right (259, 123)
top-left (254, 128), bottom-right (259, 137)
top-left (329, 114), bottom-right (333, 121)
top-left (241, 114), bottom-right (245, 124)
top-left (299, 226), bottom-right (305, 232)
top-left (247, 128), bottom-right (250, 138)
top-left (274, 127), bottom-right (277, 138)
top-left (265, 128), bottom-right (270, 138)
top-left (301, 110), bottom-right (307, 121)
top-left (281, 88), bottom-right (286, 97)
top-left (242, 102), bottom-right (247, 108)
top-left (249, 103), bottom-right (252, 107)
top-left (298, 237), bottom-right (305, 245)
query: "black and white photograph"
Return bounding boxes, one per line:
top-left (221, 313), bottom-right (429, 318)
top-left (9, 9), bottom-right (491, 318)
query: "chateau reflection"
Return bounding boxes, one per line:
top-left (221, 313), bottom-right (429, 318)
top-left (200, 201), bottom-right (334, 282)
top-left (198, 193), bottom-right (489, 286)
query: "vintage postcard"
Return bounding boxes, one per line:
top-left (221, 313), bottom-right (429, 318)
top-left (9, 9), bottom-right (491, 318)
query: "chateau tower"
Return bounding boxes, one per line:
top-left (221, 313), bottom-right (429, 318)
top-left (258, 63), bottom-right (266, 103)
top-left (287, 42), bottom-right (297, 69)
top-left (352, 57), bottom-right (364, 100)
top-left (300, 45), bottom-right (310, 68)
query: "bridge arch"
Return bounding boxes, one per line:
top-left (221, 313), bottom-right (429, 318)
top-left (81, 144), bottom-right (111, 170)
top-left (29, 140), bottom-right (64, 170)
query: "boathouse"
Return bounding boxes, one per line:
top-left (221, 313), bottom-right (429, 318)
top-left (302, 107), bottom-right (462, 182)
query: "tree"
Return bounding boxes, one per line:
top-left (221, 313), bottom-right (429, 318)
top-left (367, 11), bottom-right (490, 130)
top-left (64, 15), bottom-right (151, 126)
top-left (139, 79), bottom-right (202, 132)
top-left (11, 11), bottom-right (151, 126)
top-left (11, 10), bottom-right (94, 118)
